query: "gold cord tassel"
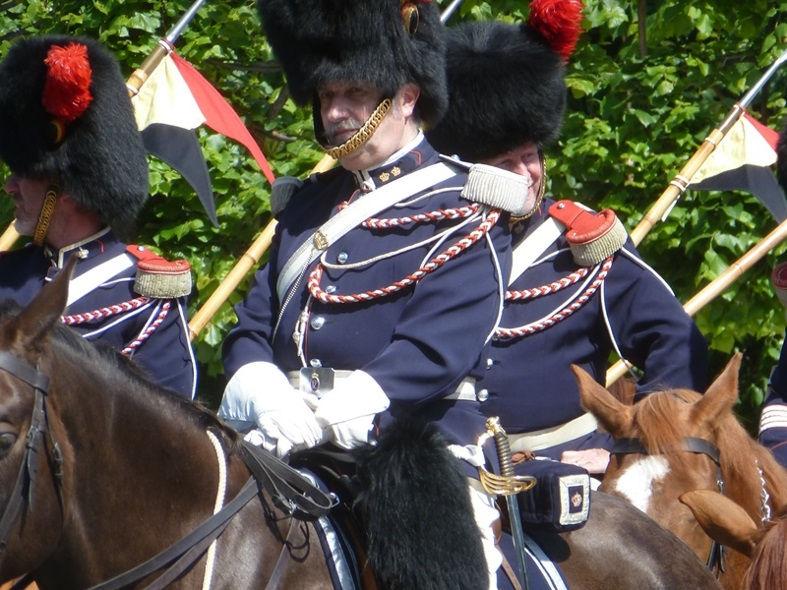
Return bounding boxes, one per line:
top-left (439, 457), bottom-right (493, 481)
top-left (325, 98), bottom-right (393, 160)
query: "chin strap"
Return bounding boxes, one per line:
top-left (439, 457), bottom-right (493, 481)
top-left (32, 187), bottom-right (58, 246)
top-left (324, 98), bottom-right (392, 160)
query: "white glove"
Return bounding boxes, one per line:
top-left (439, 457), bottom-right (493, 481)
top-left (219, 362), bottom-right (325, 457)
top-left (310, 370), bottom-right (390, 449)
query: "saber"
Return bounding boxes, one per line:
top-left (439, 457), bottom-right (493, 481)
top-left (483, 417), bottom-right (534, 590)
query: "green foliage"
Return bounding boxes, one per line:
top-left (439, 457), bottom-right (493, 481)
top-left (1, 0), bottom-right (786, 428)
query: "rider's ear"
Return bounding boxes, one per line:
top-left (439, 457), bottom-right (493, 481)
top-left (572, 364), bottom-right (634, 437)
top-left (691, 352), bottom-right (741, 428)
top-left (9, 256), bottom-right (76, 350)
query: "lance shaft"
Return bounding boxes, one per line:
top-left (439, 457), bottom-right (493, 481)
top-left (607, 217), bottom-right (787, 386)
top-left (630, 48), bottom-right (787, 246)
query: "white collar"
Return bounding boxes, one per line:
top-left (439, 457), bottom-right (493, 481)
top-left (51, 227), bottom-right (112, 268)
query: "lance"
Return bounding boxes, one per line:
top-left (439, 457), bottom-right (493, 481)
top-left (606, 217), bottom-right (787, 386)
top-left (188, 0), bottom-right (468, 340)
top-left (629, 48), bottom-right (787, 246)
top-left (0, 0), bottom-right (209, 252)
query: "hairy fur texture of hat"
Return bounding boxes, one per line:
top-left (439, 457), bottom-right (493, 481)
top-left (0, 36), bottom-right (148, 235)
top-left (427, 22), bottom-right (566, 161)
top-left (353, 419), bottom-right (487, 590)
top-left (257, 0), bottom-right (447, 126)
top-left (428, 0), bottom-right (584, 161)
top-left (778, 125), bottom-right (787, 192)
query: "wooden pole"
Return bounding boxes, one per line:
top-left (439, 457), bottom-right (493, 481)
top-left (606, 218), bottom-right (787, 386)
top-left (629, 48), bottom-right (787, 246)
top-left (187, 154), bottom-right (336, 340)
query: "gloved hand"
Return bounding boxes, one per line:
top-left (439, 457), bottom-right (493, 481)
top-left (219, 362), bottom-right (325, 457)
top-left (309, 370), bottom-right (390, 449)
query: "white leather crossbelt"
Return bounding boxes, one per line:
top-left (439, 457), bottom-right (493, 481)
top-left (508, 412), bottom-right (599, 452)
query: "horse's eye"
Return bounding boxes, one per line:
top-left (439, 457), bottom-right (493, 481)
top-left (0, 432), bottom-right (17, 456)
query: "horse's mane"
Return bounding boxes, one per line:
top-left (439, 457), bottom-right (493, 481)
top-left (743, 517), bottom-right (787, 590)
top-left (633, 388), bottom-right (787, 507)
top-left (0, 300), bottom-right (236, 440)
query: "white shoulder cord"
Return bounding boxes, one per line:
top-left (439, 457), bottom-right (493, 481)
top-left (599, 279), bottom-right (639, 381)
top-left (484, 208), bottom-right (505, 345)
top-left (202, 430), bottom-right (228, 590)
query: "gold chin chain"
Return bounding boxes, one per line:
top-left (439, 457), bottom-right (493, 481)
top-left (510, 152), bottom-right (547, 224)
top-left (325, 98), bottom-right (393, 160)
top-left (32, 188), bottom-right (58, 246)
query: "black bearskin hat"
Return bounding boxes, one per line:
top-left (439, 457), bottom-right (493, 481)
top-left (428, 0), bottom-right (583, 161)
top-left (256, 0), bottom-right (447, 127)
top-left (0, 36), bottom-right (148, 233)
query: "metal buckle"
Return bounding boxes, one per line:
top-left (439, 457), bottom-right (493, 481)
top-left (299, 367), bottom-right (335, 397)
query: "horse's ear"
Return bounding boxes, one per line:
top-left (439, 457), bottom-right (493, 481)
top-left (9, 257), bottom-right (75, 349)
top-left (571, 364), bottom-right (634, 437)
top-left (679, 490), bottom-right (758, 558)
top-left (691, 352), bottom-right (741, 428)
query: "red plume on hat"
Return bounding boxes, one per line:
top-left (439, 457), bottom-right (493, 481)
top-left (527, 0), bottom-right (584, 62)
top-left (42, 43), bottom-right (93, 124)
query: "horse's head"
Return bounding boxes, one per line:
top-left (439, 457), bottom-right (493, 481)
top-left (0, 260), bottom-right (73, 581)
top-left (681, 490), bottom-right (787, 590)
top-left (572, 355), bottom-right (748, 563)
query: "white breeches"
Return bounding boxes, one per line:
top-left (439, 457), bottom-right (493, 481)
top-left (467, 481), bottom-right (502, 590)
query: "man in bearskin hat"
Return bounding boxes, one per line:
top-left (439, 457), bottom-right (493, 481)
top-left (427, 0), bottom-right (708, 476)
top-left (0, 36), bottom-right (196, 399)
top-left (760, 129), bottom-right (787, 467)
top-left (218, 1), bottom-right (529, 586)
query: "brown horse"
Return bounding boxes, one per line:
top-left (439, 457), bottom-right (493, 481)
top-left (574, 355), bottom-right (787, 589)
top-left (0, 265), bottom-right (723, 590)
top-left (680, 490), bottom-right (787, 590)
top-left (0, 264), bottom-right (339, 589)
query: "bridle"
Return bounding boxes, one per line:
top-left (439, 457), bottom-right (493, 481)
top-left (0, 350), bottom-right (64, 561)
top-left (0, 347), bottom-right (335, 590)
top-left (611, 436), bottom-right (726, 575)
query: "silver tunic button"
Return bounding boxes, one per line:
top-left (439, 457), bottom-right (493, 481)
top-left (476, 388), bottom-right (489, 402)
top-left (486, 358), bottom-right (494, 369)
top-left (325, 285), bottom-right (337, 294)
top-left (310, 316), bottom-right (326, 330)
top-left (310, 359), bottom-right (322, 368)
top-left (337, 251), bottom-right (349, 264)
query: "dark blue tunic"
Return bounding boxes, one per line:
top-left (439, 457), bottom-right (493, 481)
top-left (0, 229), bottom-right (196, 398)
top-left (477, 199), bottom-right (708, 457)
top-left (760, 331), bottom-right (787, 467)
top-left (223, 139), bottom-right (511, 447)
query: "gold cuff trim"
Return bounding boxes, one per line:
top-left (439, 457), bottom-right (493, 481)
top-left (325, 98), bottom-right (392, 160)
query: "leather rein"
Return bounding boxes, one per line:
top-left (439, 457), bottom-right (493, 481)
top-left (0, 349), bottom-right (336, 590)
top-left (611, 436), bottom-right (726, 575)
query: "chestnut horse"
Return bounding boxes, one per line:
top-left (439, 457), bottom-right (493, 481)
top-left (574, 355), bottom-right (787, 590)
top-left (0, 264), bottom-right (338, 589)
top-left (680, 490), bottom-right (787, 590)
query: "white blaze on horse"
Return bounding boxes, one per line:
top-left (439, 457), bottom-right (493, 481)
top-left (574, 355), bottom-right (787, 590)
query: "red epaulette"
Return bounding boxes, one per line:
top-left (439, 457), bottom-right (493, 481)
top-left (772, 262), bottom-right (787, 310)
top-left (548, 200), bottom-right (627, 266)
top-left (126, 245), bottom-right (192, 298)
